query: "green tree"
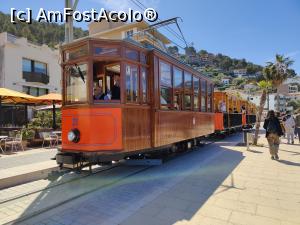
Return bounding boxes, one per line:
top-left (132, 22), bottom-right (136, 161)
top-left (253, 80), bottom-right (272, 145)
top-left (264, 54), bottom-right (294, 111)
top-left (287, 100), bottom-right (300, 111)
top-left (232, 77), bottom-right (246, 88)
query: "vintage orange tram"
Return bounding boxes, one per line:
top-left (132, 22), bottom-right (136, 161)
top-left (57, 37), bottom-right (215, 166)
top-left (214, 91), bottom-right (257, 132)
top-left (57, 37), bottom-right (256, 167)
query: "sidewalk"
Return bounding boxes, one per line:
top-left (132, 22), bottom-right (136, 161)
top-left (0, 148), bottom-right (58, 189)
top-left (15, 132), bottom-right (300, 225)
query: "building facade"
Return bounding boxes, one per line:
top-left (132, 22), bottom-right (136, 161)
top-left (0, 32), bottom-right (61, 95)
top-left (89, 21), bottom-right (170, 52)
top-left (277, 77), bottom-right (300, 95)
top-left (249, 93), bottom-right (291, 113)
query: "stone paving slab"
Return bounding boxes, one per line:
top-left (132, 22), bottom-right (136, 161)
top-left (4, 132), bottom-right (300, 225)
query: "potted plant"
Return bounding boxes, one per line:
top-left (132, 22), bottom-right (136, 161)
top-left (21, 128), bottom-right (35, 148)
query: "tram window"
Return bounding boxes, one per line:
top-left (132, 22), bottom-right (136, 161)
top-left (201, 80), bottom-right (207, 112)
top-left (184, 72), bottom-right (192, 110)
top-left (125, 49), bottom-right (139, 61)
top-left (65, 45), bottom-right (88, 61)
top-left (140, 52), bottom-right (147, 64)
top-left (93, 62), bottom-right (121, 101)
top-left (126, 64), bottom-right (139, 102)
top-left (159, 60), bottom-right (172, 108)
top-left (174, 67), bottom-right (183, 88)
top-left (173, 67), bottom-right (183, 110)
top-left (141, 67), bottom-right (147, 103)
top-left (161, 87), bottom-right (171, 105)
top-left (184, 95), bottom-right (191, 108)
top-left (193, 76), bottom-right (199, 111)
top-left (94, 47), bottom-right (119, 56)
top-left (66, 63), bottom-right (87, 103)
top-left (207, 83), bottom-right (212, 112)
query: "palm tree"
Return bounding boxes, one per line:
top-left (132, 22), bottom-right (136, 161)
top-left (264, 54), bottom-right (294, 112)
top-left (253, 54), bottom-right (293, 145)
top-left (253, 80), bottom-right (271, 145)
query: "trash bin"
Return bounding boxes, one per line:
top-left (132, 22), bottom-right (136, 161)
top-left (242, 128), bottom-right (252, 145)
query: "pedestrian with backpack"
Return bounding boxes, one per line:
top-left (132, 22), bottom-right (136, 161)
top-left (263, 110), bottom-right (284, 160)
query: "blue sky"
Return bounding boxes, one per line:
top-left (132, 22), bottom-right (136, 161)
top-left (1, 0), bottom-right (299, 74)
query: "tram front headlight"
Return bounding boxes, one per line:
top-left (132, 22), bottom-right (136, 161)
top-left (68, 129), bottom-right (80, 143)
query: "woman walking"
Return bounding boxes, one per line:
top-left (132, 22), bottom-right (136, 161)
top-left (263, 110), bottom-right (284, 160)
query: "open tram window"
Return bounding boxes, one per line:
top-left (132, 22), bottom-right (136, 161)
top-left (173, 67), bottom-right (183, 110)
top-left (184, 71), bottom-right (192, 110)
top-left (65, 63), bottom-right (87, 104)
top-left (201, 80), bottom-right (207, 112)
top-left (159, 60), bottom-right (172, 109)
top-left (93, 61), bottom-right (121, 102)
top-left (126, 64), bottom-right (139, 103)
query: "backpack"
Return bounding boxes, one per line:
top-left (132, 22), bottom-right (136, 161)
top-left (267, 119), bottom-right (277, 133)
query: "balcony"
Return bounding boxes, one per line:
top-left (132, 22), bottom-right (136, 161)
top-left (130, 31), bottom-right (167, 52)
top-left (23, 72), bottom-right (49, 84)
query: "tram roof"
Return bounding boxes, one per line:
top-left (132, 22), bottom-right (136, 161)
top-left (62, 37), bottom-right (212, 82)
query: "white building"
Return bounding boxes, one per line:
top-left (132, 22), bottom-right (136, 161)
top-left (249, 93), bottom-right (290, 112)
top-left (221, 77), bottom-right (230, 85)
top-left (233, 69), bottom-right (247, 78)
top-left (0, 32), bottom-right (61, 95)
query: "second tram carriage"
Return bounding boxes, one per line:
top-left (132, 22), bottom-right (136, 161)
top-left (57, 37), bottom-right (256, 167)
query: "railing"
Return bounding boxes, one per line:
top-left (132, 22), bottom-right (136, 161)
top-left (23, 72), bottom-right (49, 84)
top-left (130, 31), bottom-right (167, 51)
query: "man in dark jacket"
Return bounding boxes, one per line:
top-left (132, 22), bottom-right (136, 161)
top-left (263, 110), bottom-right (283, 160)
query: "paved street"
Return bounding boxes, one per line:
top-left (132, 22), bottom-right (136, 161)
top-left (1, 132), bottom-right (300, 225)
top-left (0, 148), bottom-right (56, 170)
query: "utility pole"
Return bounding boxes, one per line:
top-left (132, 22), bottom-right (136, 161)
top-left (64, 0), bottom-right (79, 43)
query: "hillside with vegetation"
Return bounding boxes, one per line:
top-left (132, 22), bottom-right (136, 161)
top-left (0, 12), bottom-right (88, 48)
top-left (168, 46), bottom-right (297, 90)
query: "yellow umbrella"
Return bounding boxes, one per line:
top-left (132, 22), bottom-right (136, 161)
top-left (36, 93), bottom-right (62, 104)
top-left (0, 88), bottom-right (37, 104)
top-left (36, 93), bottom-right (62, 129)
top-left (0, 88), bottom-right (38, 127)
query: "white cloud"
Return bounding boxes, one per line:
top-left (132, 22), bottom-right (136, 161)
top-left (89, 0), bottom-right (160, 12)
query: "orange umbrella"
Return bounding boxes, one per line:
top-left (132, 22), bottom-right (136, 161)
top-left (36, 93), bottom-right (62, 129)
top-left (0, 88), bottom-right (38, 126)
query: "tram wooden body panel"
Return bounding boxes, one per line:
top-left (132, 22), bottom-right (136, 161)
top-left (154, 111), bottom-right (215, 147)
top-left (122, 106), bottom-right (151, 152)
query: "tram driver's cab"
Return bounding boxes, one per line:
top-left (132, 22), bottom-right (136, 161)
top-left (93, 62), bottom-right (121, 101)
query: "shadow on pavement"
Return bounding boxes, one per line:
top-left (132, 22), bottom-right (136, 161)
top-left (277, 159), bottom-right (300, 167)
top-left (246, 149), bottom-right (263, 154)
top-left (8, 135), bottom-right (244, 225)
